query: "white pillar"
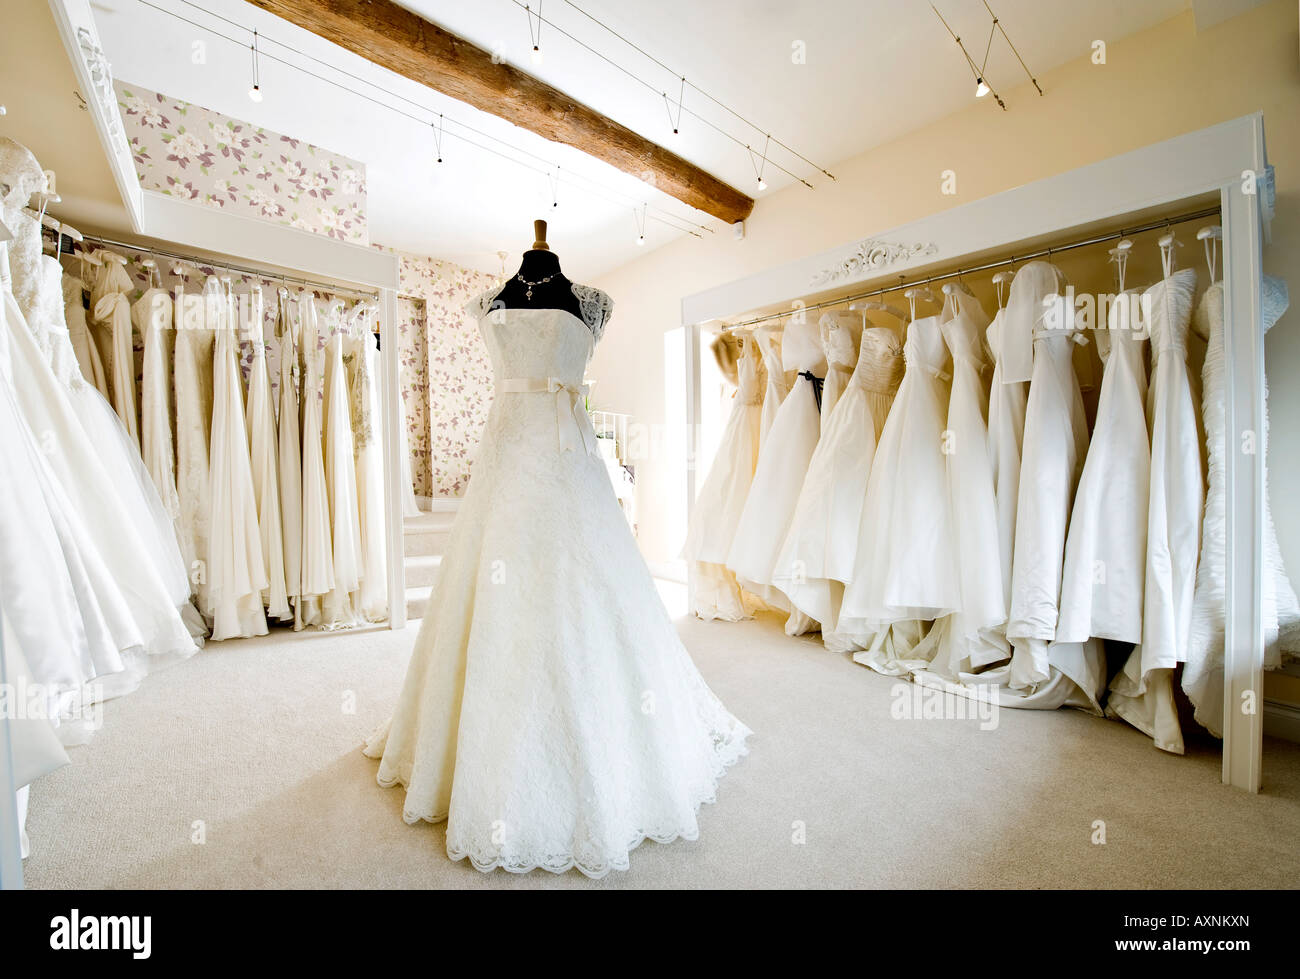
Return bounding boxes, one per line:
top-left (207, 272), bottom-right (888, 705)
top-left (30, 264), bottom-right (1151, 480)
top-left (380, 287), bottom-right (407, 629)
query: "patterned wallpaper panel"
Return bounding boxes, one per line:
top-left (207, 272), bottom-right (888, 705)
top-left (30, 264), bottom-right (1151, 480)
top-left (115, 82), bottom-right (367, 244)
top-left (380, 247), bottom-right (500, 498)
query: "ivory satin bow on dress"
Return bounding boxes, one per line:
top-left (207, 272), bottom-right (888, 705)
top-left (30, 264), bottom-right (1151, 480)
top-left (500, 376), bottom-right (599, 456)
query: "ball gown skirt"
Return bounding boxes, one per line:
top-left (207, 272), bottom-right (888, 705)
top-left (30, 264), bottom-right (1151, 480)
top-left (366, 298), bottom-right (749, 878)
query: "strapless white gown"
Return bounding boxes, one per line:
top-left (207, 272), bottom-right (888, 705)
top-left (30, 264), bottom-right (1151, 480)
top-left (365, 284), bottom-right (749, 879)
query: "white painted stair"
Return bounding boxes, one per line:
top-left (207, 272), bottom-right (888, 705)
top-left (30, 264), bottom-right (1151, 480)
top-left (402, 501), bottom-right (459, 621)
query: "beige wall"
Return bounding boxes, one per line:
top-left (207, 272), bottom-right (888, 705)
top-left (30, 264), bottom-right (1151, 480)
top-left (591, 0), bottom-right (1300, 576)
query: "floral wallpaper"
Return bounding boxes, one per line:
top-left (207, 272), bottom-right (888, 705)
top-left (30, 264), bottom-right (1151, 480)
top-left (115, 82), bottom-right (367, 244)
top-left (378, 247), bottom-right (499, 498)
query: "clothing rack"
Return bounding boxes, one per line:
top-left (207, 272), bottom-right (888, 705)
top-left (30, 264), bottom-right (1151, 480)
top-left (51, 228), bottom-right (382, 302)
top-left (721, 204), bottom-right (1222, 332)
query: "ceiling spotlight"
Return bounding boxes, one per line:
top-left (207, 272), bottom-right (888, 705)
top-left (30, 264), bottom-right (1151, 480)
top-left (248, 30), bottom-right (263, 103)
top-left (248, 84), bottom-right (263, 103)
top-left (975, 77), bottom-right (990, 98)
top-left (531, 45), bottom-right (543, 65)
top-left (756, 177), bottom-right (767, 191)
top-left (636, 234), bottom-right (645, 246)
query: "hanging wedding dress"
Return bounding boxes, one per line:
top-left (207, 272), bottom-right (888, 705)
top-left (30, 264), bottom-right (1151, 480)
top-left (134, 277), bottom-right (181, 527)
top-left (727, 312), bottom-right (826, 624)
top-left (839, 306), bottom-right (955, 673)
top-left (1184, 275), bottom-right (1300, 737)
top-left (275, 288), bottom-right (304, 623)
top-left (351, 307), bottom-right (388, 622)
top-left (0, 139), bottom-right (197, 673)
top-left (205, 276), bottom-right (268, 640)
top-left (778, 325), bottom-right (903, 646)
top-left (1108, 267), bottom-right (1203, 753)
top-left (297, 293), bottom-right (335, 629)
top-left (1001, 262), bottom-right (1105, 713)
top-left (320, 299), bottom-right (361, 628)
top-left (92, 251), bottom-right (139, 450)
top-left (919, 287), bottom-right (1010, 681)
top-left (1056, 291), bottom-right (1150, 647)
top-left (817, 311), bottom-right (861, 429)
top-left (246, 284), bottom-right (290, 622)
top-left (365, 283), bottom-right (749, 878)
top-left (173, 274), bottom-right (217, 613)
top-left (63, 269), bottom-right (109, 399)
top-left (753, 323), bottom-right (787, 440)
top-left (683, 334), bottom-right (764, 621)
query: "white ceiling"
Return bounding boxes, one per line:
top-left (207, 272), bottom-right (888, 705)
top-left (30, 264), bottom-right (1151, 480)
top-left (88, 0), bottom-right (1192, 278)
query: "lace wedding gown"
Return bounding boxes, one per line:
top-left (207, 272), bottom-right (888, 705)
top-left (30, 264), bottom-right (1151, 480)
top-left (246, 285), bottom-right (291, 622)
top-left (351, 313), bottom-right (388, 622)
top-left (683, 335), bottom-right (764, 621)
top-left (275, 289), bottom-right (304, 622)
top-left (297, 294), bottom-right (335, 629)
top-left (365, 283), bottom-right (750, 878)
top-left (817, 311), bottom-right (861, 428)
top-left (754, 323), bottom-right (787, 440)
top-left (320, 300), bottom-right (362, 628)
top-left (1184, 276), bottom-right (1300, 736)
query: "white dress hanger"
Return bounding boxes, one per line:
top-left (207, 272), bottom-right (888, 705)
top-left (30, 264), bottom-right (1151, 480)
top-left (1197, 224), bottom-right (1222, 284)
top-left (991, 270), bottom-right (1013, 310)
top-left (1157, 229), bottom-right (1182, 279)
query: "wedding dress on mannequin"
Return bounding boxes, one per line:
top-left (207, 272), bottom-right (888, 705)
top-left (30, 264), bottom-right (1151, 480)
top-left (365, 260), bottom-right (749, 878)
top-left (206, 276), bottom-right (268, 640)
top-left (1185, 274), bottom-right (1299, 736)
top-left (840, 303), bottom-right (955, 673)
top-left (246, 284), bottom-right (290, 622)
top-left (778, 324), bottom-right (903, 646)
top-left (683, 334), bottom-right (764, 621)
top-left (275, 288), bottom-right (304, 623)
top-left (727, 312), bottom-right (826, 624)
top-left (1108, 266), bottom-right (1203, 753)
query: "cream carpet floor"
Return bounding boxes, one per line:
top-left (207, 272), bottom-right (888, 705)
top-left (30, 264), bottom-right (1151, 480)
top-left (22, 583), bottom-right (1300, 889)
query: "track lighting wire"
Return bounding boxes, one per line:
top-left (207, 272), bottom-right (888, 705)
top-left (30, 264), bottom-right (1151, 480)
top-left (133, 0), bottom-right (708, 236)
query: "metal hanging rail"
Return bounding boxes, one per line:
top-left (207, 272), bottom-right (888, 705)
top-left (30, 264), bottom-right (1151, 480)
top-left (53, 228), bottom-right (382, 301)
top-left (721, 204), bottom-right (1222, 332)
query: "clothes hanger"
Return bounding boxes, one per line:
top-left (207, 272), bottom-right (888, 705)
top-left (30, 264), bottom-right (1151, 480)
top-left (1157, 227), bottom-right (1182, 279)
top-left (1108, 239), bottom-right (1132, 294)
top-left (849, 298), bottom-right (907, 324)
top-left (991, 270), bottom-right (1013, 310)
top-left (903, 285), bottom-right (935, 321)
top-left (1197, 224), bottom-right (1221, 284)
top-left (140, 257), bottom-right (159, 290)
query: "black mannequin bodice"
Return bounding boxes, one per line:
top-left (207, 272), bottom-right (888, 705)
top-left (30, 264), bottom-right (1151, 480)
top-left (491, 249), bottom-right (584, 321)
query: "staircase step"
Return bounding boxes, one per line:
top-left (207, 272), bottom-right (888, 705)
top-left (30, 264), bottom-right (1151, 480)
top-left (403, 530), bottom-right (450, 558)
top-left (404, 553), bottom-right (442, 588)
top-left (405, 583), bottom-right (433, 621)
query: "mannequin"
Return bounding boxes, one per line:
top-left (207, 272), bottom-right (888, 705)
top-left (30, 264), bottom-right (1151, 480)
top-left (490, 219), bottom-right (584, 321)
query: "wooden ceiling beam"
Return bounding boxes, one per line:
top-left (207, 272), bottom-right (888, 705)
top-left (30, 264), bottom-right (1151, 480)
top-left (244, 0), bottom-right (755, 224)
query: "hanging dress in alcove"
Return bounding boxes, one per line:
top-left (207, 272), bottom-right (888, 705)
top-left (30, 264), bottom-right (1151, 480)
top-left (353, 309), bottom-right (389, 622)
top-left (321, 299), bottom-right (361, 628)
top-left (64, 271), bottom-right (109, 399)
top-left (206, 277), bottom-right (269, 640)
top-left (297, 294), bottom-right (335, 629)
top-left (753, 323), bottom-right (788, 441)
top-left (174, 275), bottom-right (217, 612)
top-left (817, 311), bottom-right (862, 429)
top-left (246, 285), bottom-right (291, 622)
top-left (778, 326), bottom-right (903, 646)
top-left (1108, 268), bottom-right (1203, 753)
top-left (839, 310), bottom-right (955, 673)
top-left (684, 335), bottom-right (765, 621)
top-left (997, 262), bottom-right (1106, 713)
top-left (92, 251), bottom-right (139, 450)
top-left (919, 288), bottom-right (1010, 681)
top-left (1056, 291), bottom-right (1150, 647)
top-left (727, 313), bottom-right (826, 621)
top-left (134, 282), bottom-right (181, 527)
top-left (1184, 276), bottom-right (1300, 736)
top-left (276, 288), bottom-right (304, 623)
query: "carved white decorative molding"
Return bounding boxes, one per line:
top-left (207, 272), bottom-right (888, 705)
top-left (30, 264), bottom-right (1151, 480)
top-left (76, 26), bottom-right (127, 150)
top-left (810, 238), bottom-right (938, 287)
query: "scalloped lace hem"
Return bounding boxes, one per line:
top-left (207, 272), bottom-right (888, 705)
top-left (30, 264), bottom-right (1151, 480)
top-left (364, 730), bottom-right (750, 879)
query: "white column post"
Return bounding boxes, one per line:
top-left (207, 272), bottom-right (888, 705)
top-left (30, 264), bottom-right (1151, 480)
top-left (380, 287), bottom-right (407, 629)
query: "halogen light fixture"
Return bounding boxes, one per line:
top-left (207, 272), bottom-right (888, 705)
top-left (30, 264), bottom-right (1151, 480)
top-left (248, 29), bottom-right (263, 102)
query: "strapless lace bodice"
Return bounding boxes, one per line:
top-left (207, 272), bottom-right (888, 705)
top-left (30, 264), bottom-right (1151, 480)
top-left (780, 314), bottom-right (827, 375)
top-left (468, 281), bottom-right (613, 344)
top-left (819, 312), bottom-right (862, 372)
top-left (851, 326), bottom-right (904, 395)
top-left (903, 315), bottom-right (951, 380)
